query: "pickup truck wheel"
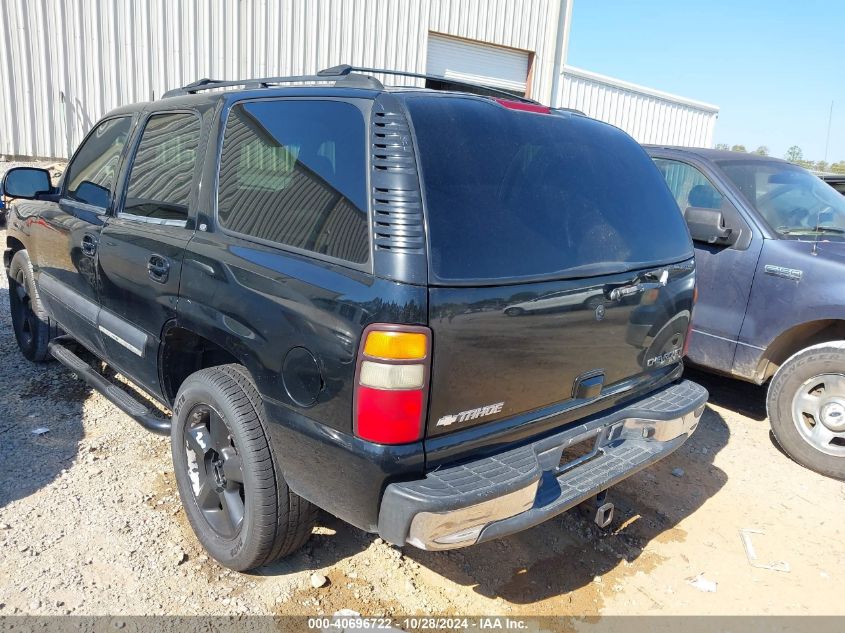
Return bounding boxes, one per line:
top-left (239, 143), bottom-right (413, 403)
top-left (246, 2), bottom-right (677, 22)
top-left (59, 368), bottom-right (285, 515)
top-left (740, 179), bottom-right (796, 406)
top-left (8, 250), bottom-right (57, 362)
top-left (171, 364), bottom-right (318, 570)
top-left (767, 342), bottom-right (845, 480)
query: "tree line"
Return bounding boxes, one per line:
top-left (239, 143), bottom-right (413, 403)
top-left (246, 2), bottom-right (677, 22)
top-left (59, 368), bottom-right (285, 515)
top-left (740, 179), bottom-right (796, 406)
top-left (714, 143), bottom-right (845, 174)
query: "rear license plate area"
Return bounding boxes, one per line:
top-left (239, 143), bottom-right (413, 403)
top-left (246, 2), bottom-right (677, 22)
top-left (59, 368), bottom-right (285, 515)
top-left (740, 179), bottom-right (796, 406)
top-left (555, 432), bottom-right (602, 474)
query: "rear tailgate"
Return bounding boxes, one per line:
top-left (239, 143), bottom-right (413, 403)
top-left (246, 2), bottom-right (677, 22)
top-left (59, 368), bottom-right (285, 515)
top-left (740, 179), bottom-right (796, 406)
top-left (427, 264), bottom-right (695, 436)
top-left (400, 95), bottom-right (695, 440)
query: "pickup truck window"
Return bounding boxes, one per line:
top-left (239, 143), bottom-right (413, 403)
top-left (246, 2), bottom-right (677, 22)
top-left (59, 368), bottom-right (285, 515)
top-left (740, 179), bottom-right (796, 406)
top-left (653, 158), bottom-right (724, 211)
top-left (122, 113), bottom-right (201, 223)
top-left (719, 160), bottom-right (845, 238)
top-left (217, 100), bottom-right (369, 264)
top-left (65, 116), bottom-right (132, 209)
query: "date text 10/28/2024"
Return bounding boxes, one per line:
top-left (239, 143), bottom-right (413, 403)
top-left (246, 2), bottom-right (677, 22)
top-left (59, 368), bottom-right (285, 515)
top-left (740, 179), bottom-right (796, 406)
top-left (309, 617), bottom-right (530, 631)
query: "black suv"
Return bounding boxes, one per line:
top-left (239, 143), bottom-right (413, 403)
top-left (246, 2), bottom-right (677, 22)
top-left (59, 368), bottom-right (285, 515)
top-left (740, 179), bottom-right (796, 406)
top-left (3, 66), bottom-right (707, 571)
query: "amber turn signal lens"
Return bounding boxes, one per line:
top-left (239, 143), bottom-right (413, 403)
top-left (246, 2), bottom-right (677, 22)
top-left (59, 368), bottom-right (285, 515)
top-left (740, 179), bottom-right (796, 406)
top-left (363, 331), bottom-right (428, 360)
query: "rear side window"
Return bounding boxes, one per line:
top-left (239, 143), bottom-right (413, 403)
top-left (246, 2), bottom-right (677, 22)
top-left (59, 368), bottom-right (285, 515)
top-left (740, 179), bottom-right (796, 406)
top-left (653, 158), bottom-right (724, 211)
top-left (405, 97), bottom-right (693, 283)
top-left (65, 117), bottom-right (132, 208)
top-left (217, 100), bottom-right (369, 264)
top-left (123, 113), bottom-right (201, 222)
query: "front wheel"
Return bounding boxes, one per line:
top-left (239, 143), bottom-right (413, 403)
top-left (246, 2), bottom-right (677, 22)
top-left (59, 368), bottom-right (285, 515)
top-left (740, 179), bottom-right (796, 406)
top-left (767, 342), bottom-right (845, 480)
top-left (8, 249), bottom-right (58, 362)
top-left (171, 364), bottom-right (318, 570)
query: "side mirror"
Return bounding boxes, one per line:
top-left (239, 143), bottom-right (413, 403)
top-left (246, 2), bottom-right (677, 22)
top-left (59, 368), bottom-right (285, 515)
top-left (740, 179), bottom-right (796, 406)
top-left (2, 167), bottom-right (52, 200)
top-left (684, 206), bottom-right (738, 246)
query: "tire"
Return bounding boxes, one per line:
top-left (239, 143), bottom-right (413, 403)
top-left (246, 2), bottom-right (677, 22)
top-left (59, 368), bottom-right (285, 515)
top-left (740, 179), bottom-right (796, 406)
top-left (584, 295), bottom-right (606, 311)
top-left (504, 307), bottom-right (524, 316)
top-left (171, 364), bottom-right (318, 570)
top-left (8, 249), bottom-right (58, 362)
top-left (767, 342), bottom-right (845, 480)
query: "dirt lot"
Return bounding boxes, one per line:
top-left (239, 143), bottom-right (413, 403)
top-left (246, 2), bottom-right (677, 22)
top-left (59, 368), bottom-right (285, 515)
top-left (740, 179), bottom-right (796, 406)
top-left (0, 221), bottom-right (843, 618)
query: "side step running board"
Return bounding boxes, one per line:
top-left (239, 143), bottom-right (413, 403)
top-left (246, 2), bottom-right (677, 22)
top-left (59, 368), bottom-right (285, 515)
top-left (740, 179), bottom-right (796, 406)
top-left (49, 336), bottom-right (171, 436)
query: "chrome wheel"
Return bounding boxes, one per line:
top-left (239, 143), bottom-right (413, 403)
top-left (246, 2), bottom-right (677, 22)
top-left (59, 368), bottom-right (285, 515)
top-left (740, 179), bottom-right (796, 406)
top-left (184, 404), bottom-right (245, 538)
top-left (791, 373), bottom-right (845, 457)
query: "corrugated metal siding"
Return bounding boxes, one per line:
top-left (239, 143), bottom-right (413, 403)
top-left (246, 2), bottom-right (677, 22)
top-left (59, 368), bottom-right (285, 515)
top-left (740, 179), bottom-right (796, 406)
top-left (1, 1), bottom-right (721, 159)
top-left (559, 66), bottom-right (719, 148)
top-left (0, 0), bottom-right (433, 159)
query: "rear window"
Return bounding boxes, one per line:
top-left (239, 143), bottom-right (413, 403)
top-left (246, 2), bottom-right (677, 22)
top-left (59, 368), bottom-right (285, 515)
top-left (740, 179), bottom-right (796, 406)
top-left (404, 97), bottom-right (692, 283)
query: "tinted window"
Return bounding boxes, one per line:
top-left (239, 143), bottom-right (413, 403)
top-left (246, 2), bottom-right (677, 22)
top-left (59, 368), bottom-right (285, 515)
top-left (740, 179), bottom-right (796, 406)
top-left (404, 97), bottom-right (693, 283)
top-left (123, 113), bottom-right (201, 222)
top-left (217, 100), bottom-right (368, 264)
top-left (65, 117), bottom-right (132, 208)
top-left (653, 159), bottom-right (724, 211)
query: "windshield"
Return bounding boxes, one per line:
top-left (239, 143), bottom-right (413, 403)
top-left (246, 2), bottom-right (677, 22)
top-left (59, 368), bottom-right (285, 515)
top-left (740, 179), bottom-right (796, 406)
top-left (719, 160), bottom-right (845, 239)
top-left (404, 96), bottom-right (693, 284)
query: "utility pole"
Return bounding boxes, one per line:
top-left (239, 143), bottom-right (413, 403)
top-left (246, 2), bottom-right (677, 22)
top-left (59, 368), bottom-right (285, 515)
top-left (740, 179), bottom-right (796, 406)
top-left (824, 101), bottom-right (834, 163)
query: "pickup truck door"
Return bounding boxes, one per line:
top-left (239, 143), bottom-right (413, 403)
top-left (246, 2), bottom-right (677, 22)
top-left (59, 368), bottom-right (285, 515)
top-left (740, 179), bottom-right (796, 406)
top-left (30, 116), bottom-right (134, 355)
top-left (96, 111), bottom-right (202, 398)
top-left (653, 157), bottom-right (763, 374)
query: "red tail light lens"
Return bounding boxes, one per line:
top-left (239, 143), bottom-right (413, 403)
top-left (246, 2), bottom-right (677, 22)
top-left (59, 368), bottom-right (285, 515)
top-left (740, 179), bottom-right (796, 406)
top-left (494, 98), bottom-right (551, 114)
top-left (353, 325), bottom-right (431, 444)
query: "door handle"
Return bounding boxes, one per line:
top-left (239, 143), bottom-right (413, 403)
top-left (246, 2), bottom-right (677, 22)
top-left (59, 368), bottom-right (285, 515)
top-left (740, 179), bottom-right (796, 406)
top-left (147, 254), bottom-right (170, 283)
top-left (81, 233), bottom-right (98, 257)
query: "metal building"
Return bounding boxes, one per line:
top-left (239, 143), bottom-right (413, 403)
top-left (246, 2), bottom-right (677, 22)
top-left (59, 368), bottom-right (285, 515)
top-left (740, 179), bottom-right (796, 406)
top-left (0, 0), bottom-right (717, 160)
top-left (560, 66), bottom-right (719, 147)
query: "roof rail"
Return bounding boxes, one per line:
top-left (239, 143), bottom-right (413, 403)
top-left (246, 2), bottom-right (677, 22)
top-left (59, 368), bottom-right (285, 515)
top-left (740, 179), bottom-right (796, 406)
top-left (162, 64), bottom-right (542, 104)
top-left (317, 64), bottom-right (541, 104)
top-left (161, 71), bottom-right (383, 98)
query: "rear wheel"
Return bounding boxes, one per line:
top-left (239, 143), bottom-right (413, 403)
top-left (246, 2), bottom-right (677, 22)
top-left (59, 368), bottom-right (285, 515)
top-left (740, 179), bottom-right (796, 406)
top-left (767, 343), bottom-right (845, 480)
top-left (8, 250), bottom-right (57, 362)
top-left (171, 364), bottom-right (318, 570)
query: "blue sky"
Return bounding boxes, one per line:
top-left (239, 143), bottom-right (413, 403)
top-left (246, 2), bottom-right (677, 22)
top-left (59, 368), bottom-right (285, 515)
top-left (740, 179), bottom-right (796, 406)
top-left (566, 0), bottom-right (845, 162)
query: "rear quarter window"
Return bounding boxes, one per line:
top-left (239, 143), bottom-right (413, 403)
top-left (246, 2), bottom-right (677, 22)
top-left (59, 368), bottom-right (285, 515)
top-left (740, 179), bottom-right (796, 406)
top-left (217, 99), bottom-right (369, 265)
top-left (404, 96), bottom-right (693, 283)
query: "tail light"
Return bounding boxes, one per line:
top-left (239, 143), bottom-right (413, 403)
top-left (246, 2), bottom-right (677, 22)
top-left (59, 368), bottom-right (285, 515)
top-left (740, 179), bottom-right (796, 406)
top-left (354, 325), bottom-right (431, 444)
top-left (682, 285), bottom-right (698, 357)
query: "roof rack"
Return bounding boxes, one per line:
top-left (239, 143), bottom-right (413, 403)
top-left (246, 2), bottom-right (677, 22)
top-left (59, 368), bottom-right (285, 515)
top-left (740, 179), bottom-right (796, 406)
top-left (162, 64), bottom-right (541, 104)
top-left (317, 64), bottom-right (540, 104)
top-left (161, 71), bottom-right (383, 98)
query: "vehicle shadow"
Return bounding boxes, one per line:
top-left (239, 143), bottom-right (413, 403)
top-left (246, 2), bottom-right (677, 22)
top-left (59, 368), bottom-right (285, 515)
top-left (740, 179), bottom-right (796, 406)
top-left (684, 366), bottom-right (768, 421)
top-left (0, 345), bottom-right (89, 510)
top-left (255, 514), bottom-right (372, 577)
top-left (401, 405), bottom-right (730, 605)
top-left (0, 239), bottom-right (88, 510)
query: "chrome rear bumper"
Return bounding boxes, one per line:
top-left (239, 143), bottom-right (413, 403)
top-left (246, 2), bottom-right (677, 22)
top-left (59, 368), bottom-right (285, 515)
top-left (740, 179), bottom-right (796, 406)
top-left (378, 379), bottom-right (707, 550)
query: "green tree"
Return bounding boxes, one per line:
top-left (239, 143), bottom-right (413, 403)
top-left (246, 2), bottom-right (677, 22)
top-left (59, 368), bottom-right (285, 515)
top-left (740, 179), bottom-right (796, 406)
top-left (785, 146), bottom-right (803, 163)
top-left (715, 143), bottom-right (729, 150)
top-left (730, 144), bottom-right (747, 152)
top-left (815, 160), bottom-right (830, 173)
top-left (830, 161), bottom-right (845, 174)
top-left (753, 145), bottom-right (769, 156)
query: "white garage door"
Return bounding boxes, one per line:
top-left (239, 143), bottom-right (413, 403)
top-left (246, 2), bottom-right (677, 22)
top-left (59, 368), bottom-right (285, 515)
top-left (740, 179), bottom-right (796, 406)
top-left (426, 33), bottom-right (529, 94)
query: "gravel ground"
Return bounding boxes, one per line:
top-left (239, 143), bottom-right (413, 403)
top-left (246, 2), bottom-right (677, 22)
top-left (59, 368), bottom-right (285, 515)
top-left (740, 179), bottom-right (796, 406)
top-left (0, 167), bottom-right (844, 616)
